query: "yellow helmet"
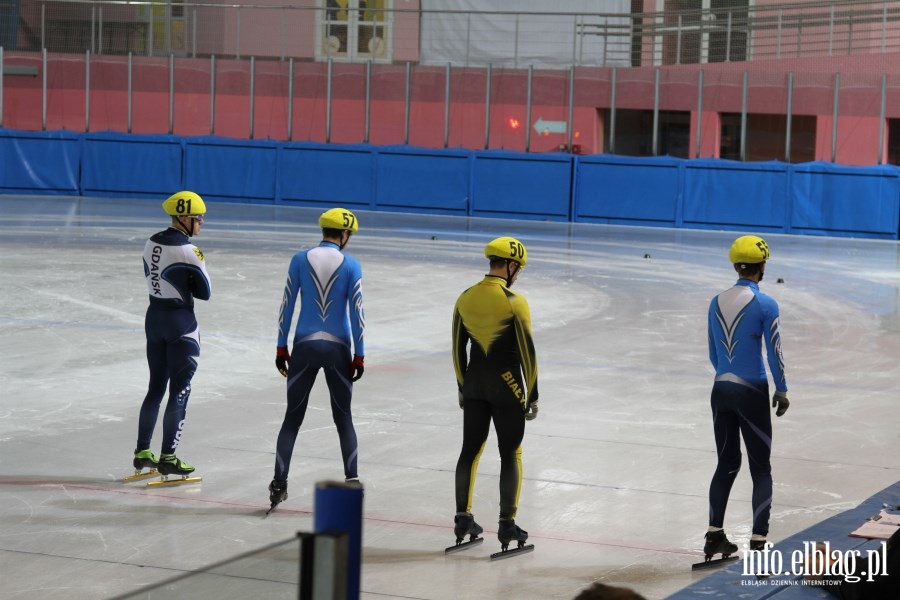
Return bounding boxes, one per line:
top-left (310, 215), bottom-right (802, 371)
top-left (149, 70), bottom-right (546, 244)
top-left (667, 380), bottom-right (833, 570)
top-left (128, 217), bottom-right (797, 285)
top-left (162, 191), bottom-right (206, 216)
top-left (485, 236), bottom-right (528, 267)
top-left (319, 208), bottom-right (359, 232)
top-left (729, 235), bottom-right (770, 265)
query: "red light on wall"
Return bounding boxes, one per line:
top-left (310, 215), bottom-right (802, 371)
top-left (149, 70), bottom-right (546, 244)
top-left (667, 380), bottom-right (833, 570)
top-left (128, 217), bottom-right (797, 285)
top-left (508, 118), bottom-right (520, 129)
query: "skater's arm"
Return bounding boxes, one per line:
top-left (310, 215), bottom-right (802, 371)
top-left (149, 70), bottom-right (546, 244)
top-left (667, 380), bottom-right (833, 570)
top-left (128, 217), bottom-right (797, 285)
top-left (760, 298), bottom-right (787, 394)
top-left (186, 244), bottom-right (211, 301)
top-left (451, 303), bottom-right (468, 389)
top-left (277, 255), bottom-right (302, 347)
top-left (347, 259), bottom-right (365, 357)
top-left (510, 295), bottom-right (538, 404)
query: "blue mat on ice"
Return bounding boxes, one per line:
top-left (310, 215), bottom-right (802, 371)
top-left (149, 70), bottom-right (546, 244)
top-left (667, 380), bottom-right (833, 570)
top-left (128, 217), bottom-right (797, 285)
top-left (666, 480), bottom-right (900, 599)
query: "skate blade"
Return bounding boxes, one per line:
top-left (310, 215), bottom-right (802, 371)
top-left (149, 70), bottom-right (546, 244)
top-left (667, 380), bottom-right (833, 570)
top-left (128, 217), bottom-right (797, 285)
top-left (147, 475), bottom-right (202, 488)
top-left (691, 555), bottom-right (739, 571)
top-left (264, 504), bottom-right (280, 517)
top-left (123, 469), bottom-right (159, 482)
top-left (489, 543), bottom-right (534, 561)
top-left (444, 537), bottom-right (483, 554)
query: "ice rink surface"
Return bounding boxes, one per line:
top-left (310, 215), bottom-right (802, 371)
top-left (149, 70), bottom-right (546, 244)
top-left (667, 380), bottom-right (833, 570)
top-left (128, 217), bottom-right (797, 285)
top-left (1, 196), bottom-right (899, 600)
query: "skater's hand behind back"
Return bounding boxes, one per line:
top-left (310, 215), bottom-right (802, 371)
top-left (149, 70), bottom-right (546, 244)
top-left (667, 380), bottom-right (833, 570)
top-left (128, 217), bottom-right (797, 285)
top-left (772, 391), bottom-right (789, 417)
top-left (350, 355), bottom-right (365, 382)
top-left (276, 346), bottom-right (291, 377)
top-left (525, 400), bottom-right (539, 421)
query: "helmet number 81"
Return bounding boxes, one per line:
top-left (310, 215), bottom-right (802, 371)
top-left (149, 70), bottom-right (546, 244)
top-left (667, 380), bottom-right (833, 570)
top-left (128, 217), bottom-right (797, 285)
top-left (508, 240), bottom-right (524, 259)
top-left (176, 199), bottom-right (192, 214)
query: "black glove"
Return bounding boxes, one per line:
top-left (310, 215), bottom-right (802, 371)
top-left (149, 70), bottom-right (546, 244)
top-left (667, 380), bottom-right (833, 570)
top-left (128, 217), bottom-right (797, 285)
top-left (525, 401), bottom-right (539, 421)
top-left (276, 346), bottom-right (290, 377)
top-left (350, 355), bottom-right (365, 382)
top-left (772, 391), bottom-right (790, 417)
top-left (458, 390), bottom-right (465, 410)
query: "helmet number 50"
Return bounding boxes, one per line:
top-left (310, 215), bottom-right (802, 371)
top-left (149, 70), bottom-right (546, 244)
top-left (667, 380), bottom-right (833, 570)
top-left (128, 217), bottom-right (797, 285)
top-left (508, 240), bottom-right (524, 259)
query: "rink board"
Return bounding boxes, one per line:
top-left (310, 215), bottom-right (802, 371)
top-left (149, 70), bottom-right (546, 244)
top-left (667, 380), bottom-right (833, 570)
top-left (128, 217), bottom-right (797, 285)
top-left (667, 480), bottom-right (900, 599)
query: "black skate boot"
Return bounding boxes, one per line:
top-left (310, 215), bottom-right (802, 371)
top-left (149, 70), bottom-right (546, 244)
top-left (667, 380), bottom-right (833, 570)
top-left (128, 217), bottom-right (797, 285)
top-left (345, 478), bottom-right (363, 489)
top-left (133, 449), bottom-right (159, 471)
top-left (266, 479), bottom-right (288, 515)
top-left (691, 529), bottom-right (740, 570)
top-left (157, 454), bottom-right (195, 477)
top-left (703, 529), bottom-right (738, 560)
top-left (497, 519), bottom-right (528, 551)
top-left (490, 518), bottom-right (534, 560)
top-left (444, 512), bottom-right (484, 553)
top-left (454, 513), bottom-right (483, 543)
top-left (749, 538), bottom-right (768, 551)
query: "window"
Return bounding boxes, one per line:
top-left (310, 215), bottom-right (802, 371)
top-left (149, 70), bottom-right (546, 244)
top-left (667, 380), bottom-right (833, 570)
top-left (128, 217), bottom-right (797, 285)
top-left (660, 0), bottom-right (749, 65)
top-left (720, 113), bottom-right (816, 162)
top-left (888, 120), bottom-right (900, 165)
top-left (321, 0), bottom-right (390, 61)
top-left (606, 109), bottom-right (691, 158)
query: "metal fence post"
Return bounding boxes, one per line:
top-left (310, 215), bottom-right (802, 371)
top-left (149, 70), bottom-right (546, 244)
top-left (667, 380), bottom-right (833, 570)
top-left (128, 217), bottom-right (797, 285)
top-left (740, 70), bottom-right (748, 161)
top-left (878, 73), bottom-right (887, 165)
top-left (566, 65), bottom-right (575, 151)
top-left (210, 55), bottom-right (216, 135)
top-left (785, 71), bottom-right (794, 162)
top-left (85, 50), bottom-right (91, 132)
top-left (249, 56), bottom-right (255, 139)
top-left (326, 58), bottom-right (333, 143)
top-left (364, 60), bottom-right (372, 144)
top-left (287, 57), bottom-right (294, 141)
top-left (444, 63), bottom-right (451, 149)
top-left (652, 67), bottom-right (660, 156)
top-left (695, 69), bottom-right (703, 158)
top-left (609, 66), bottom-right (617, 154)
top-left (831, 72), bottom-right (840, 162)
top-left (169, 53), bottom-right (174, 134)
top-left (404, 61), bottom-right (411, 145)
top-left (484, 63), bottom-right (491, 149)
top-left (0, 47), bottom-right (4, 128)
top-left (525, 65), bottom-right (533, 152)
top-left (127, 52), bottom-right (133, 133)
top-left (726, 11), bottom-right (733, 62)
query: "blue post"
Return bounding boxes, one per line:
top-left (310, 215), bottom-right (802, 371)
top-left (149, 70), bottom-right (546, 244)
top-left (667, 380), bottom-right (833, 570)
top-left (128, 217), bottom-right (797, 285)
top-left (314, 481), bottom-right (364, 600)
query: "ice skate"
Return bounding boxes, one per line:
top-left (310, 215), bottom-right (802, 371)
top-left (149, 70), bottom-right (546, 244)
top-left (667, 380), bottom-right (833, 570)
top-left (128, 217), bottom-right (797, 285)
top-left (490, 519), bottom-right (534, 560)
top-left (147, 454), bottom-right (202, 487)
top-left (691, 530), bottom-right (739, 570)
top-left (444, 512), bottom-right (484, 554)
top-left (266, 479), bottom-right (288, 515)
top-left (344, 477), bottom-right (363, 489)
top-left (124, 449), bottom-right (159, 482)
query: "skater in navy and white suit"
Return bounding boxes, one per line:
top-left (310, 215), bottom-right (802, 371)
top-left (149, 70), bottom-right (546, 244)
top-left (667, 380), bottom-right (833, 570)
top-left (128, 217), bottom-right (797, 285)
top-left (267, 208), bottom-right (366, 509)
top-left (704, 234), bottom-right (790, 558)
top-left (133, 191), bottom-right (210, 478)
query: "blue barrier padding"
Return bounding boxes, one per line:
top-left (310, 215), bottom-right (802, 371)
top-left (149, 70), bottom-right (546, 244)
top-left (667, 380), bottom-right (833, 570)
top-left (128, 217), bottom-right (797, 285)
top-left (279, 142), bottom-right (374, 210)
top-left (667, 480), bottom-right (900, 599)
top-left (0, 129), bottom-right (80, 194)
top-left (683, 159), bottom-right (790, 231)
top-left (184, 136), bottom-right (278, 204)
top-left (574, 154), bottom-right (682, 226)
top-left (2, 129), bottom-right (899, 239)
top-left (81, 132), bottom-right (183, 198)
top-left (314, 482), bottom-right (364, 600)
top-left (471, 150), bottom-right (572, 221)
top-left (790, 162), bottom-right (900, 239)
top-left (374, 146), bottom-right (470, 215)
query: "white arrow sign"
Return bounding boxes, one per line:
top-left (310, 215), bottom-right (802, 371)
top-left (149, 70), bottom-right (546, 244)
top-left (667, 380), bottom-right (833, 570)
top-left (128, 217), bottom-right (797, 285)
top-left (533, 117), bottom-right (567, 135)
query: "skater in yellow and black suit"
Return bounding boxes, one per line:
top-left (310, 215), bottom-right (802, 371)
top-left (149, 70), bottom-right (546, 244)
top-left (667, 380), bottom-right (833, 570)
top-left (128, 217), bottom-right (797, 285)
top-left (451, 236), bottom-right (539, 549)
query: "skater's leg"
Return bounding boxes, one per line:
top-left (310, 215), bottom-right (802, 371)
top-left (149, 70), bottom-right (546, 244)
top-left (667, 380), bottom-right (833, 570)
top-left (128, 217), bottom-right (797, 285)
top-left (322, 347), bottom-right (358, 479)
top-left (159, 322), bottom-right (200, 455)
top-left (274, 344), bottom-right (319, 481)
top-left (136, 331), bottom-right (168, 451)
top-left (708, 384), bottom-right (742, 529)
top-left (493, 403), bottom-right (526, 520)
top-left (455, 398), bottom-right (491, 514)
top-left (738, 390), bottom-right (773, 538)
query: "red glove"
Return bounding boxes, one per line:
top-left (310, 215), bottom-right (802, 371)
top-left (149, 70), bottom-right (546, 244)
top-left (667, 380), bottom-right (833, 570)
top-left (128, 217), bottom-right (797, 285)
top-left (276, 346), bottom-right (291, 377)
top-left (350, 355), bottom-right (365, 382)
